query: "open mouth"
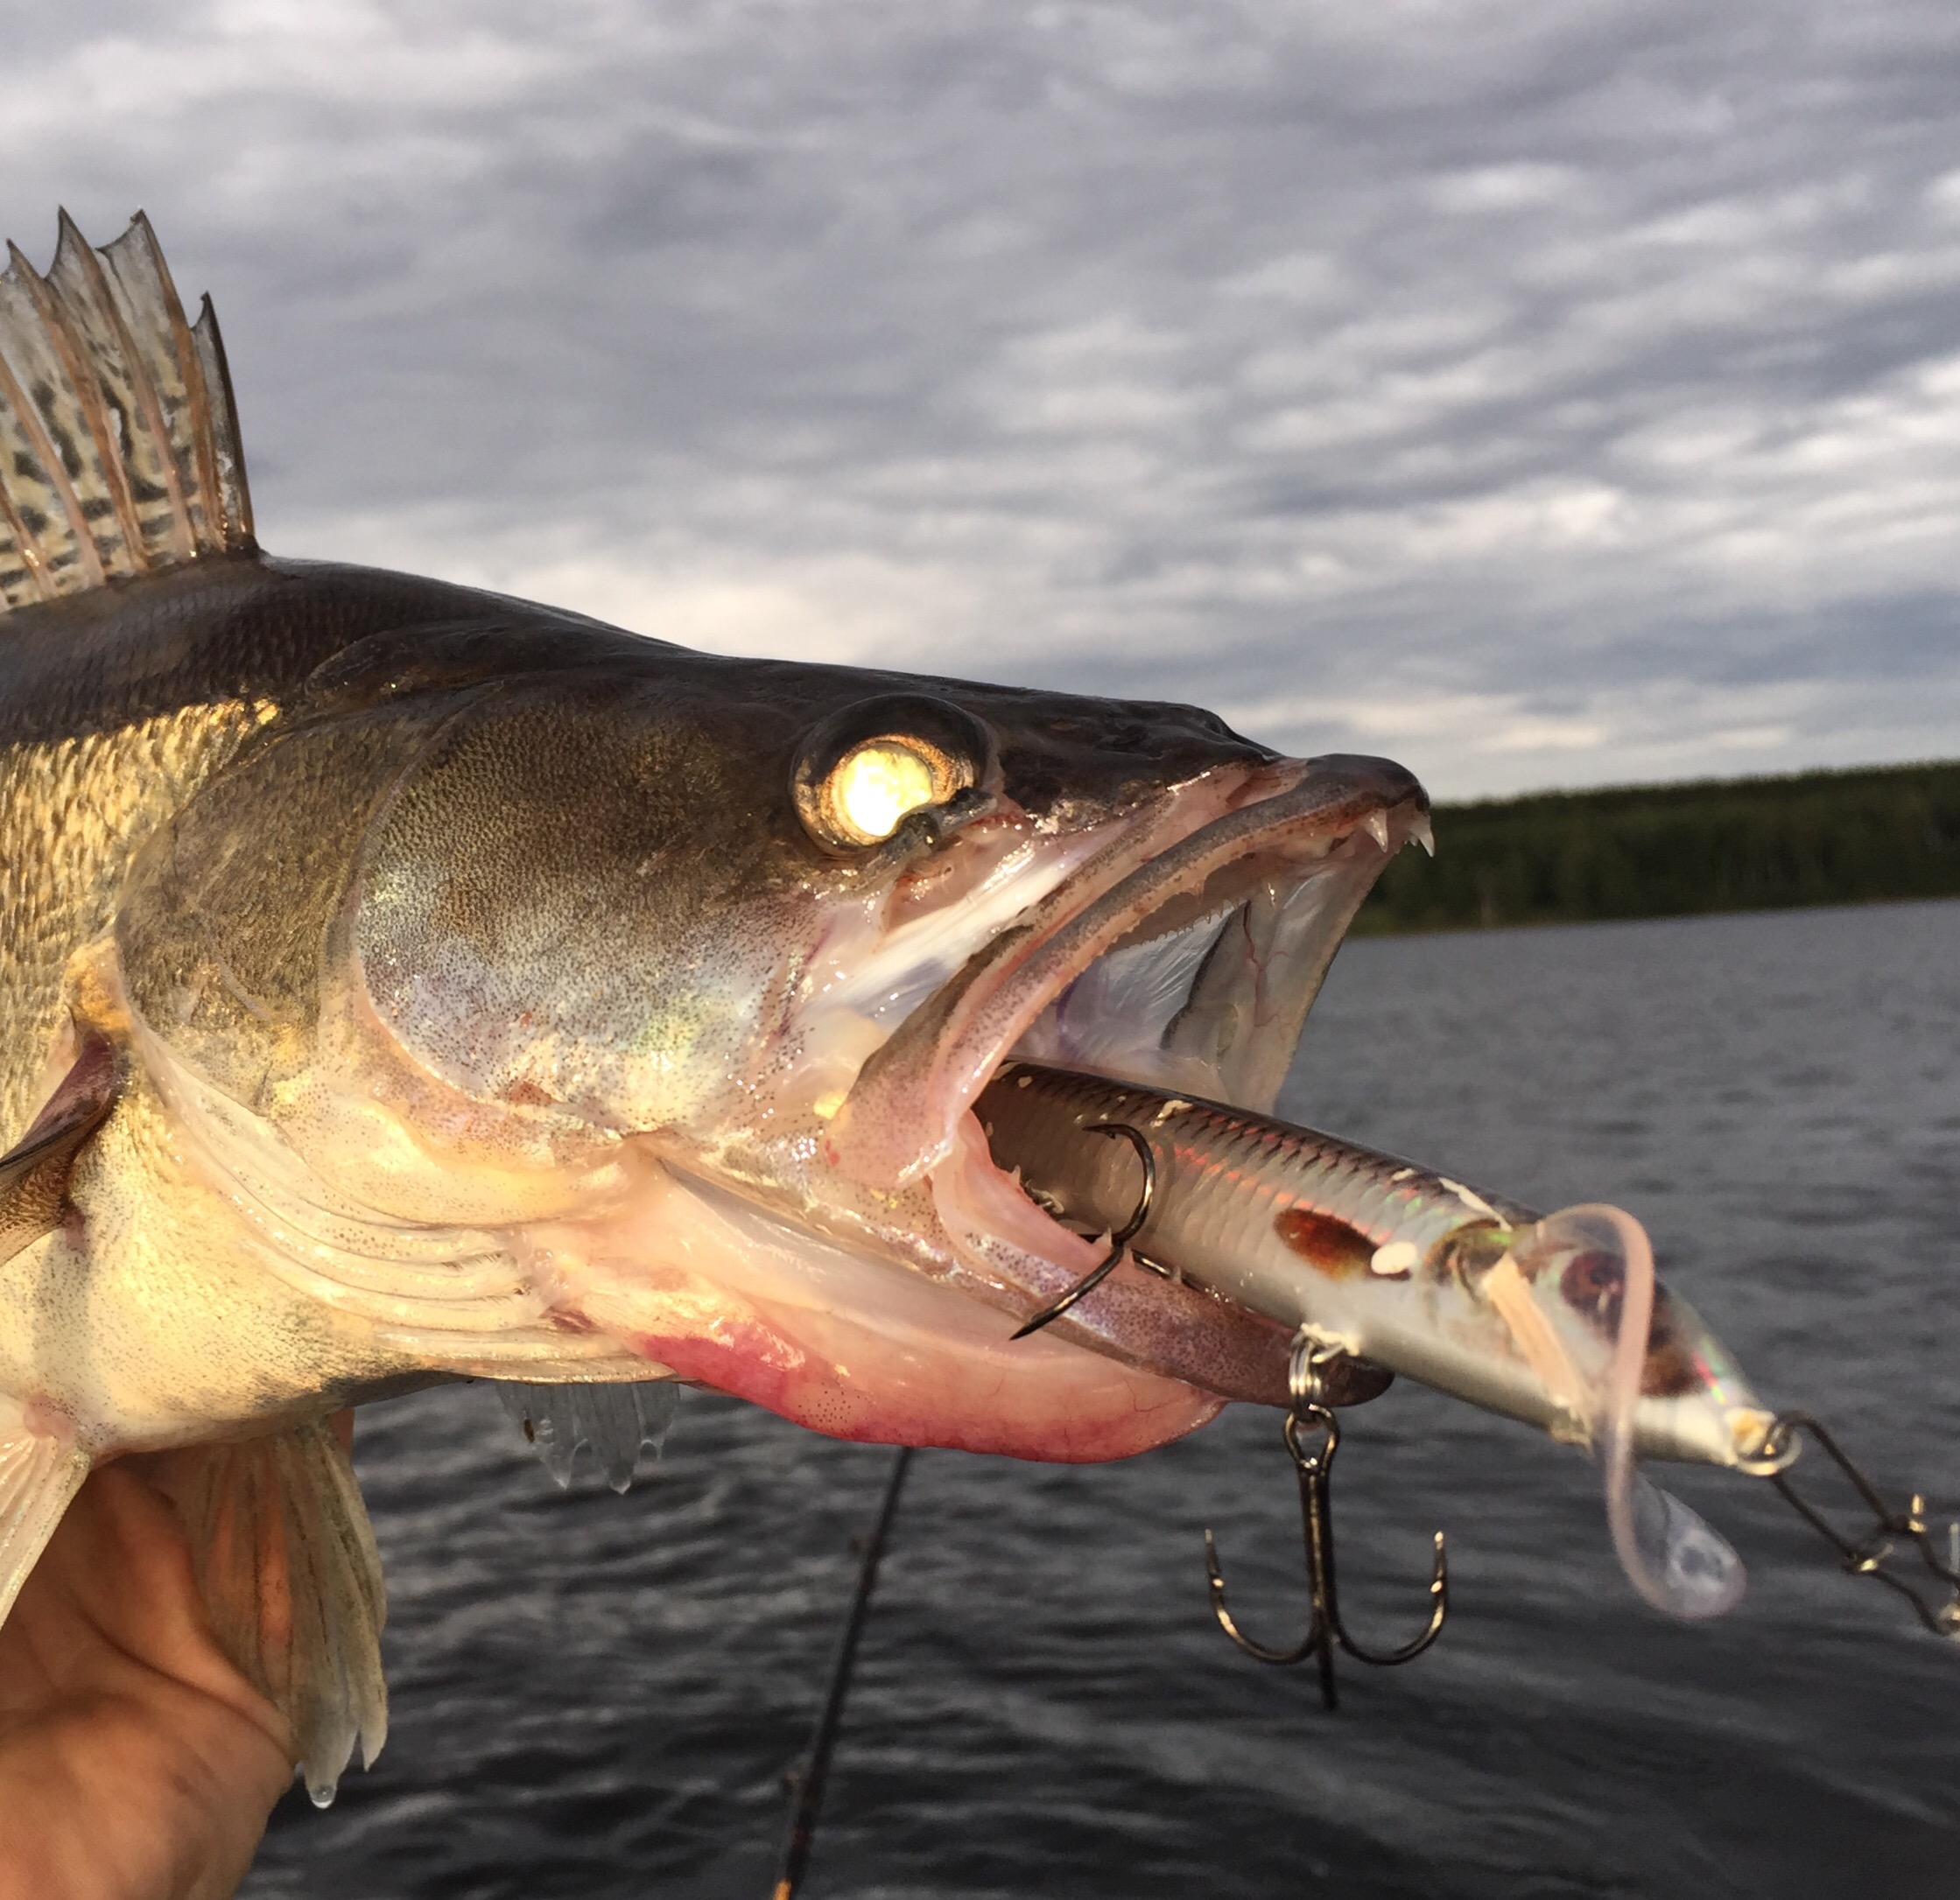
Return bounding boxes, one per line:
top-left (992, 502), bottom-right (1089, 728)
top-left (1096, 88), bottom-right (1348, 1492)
top-left (798, 754), bottom-right (1431, 1412)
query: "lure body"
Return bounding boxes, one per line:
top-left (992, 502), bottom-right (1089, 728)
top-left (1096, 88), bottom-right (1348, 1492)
top-left (977, 1062), bottom-right (1780, 1469)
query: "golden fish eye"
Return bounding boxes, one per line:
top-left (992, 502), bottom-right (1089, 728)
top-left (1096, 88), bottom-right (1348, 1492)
top-left (823, 737), bottom-right (951, 845)
top-left (790, 693), bottom-right (994, 853)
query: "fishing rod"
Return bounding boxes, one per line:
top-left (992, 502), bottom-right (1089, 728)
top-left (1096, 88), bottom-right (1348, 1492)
top-left (773, 1445), bottom-right (914, 1900)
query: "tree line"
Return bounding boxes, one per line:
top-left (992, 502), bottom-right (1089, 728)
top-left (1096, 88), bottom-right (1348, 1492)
top-left (1354, 759), bottom-right (1960, 935)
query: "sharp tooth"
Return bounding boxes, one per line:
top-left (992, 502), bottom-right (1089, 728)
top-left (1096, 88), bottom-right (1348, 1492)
top-left (1361, 811), bottom-right (1391, 851)
top-left (1409, 812), bottom-right (1436, 858)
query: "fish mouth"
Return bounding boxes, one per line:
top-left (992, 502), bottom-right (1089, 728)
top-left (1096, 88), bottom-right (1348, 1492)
top-left (825, 752), bottom-right (1431, 1193)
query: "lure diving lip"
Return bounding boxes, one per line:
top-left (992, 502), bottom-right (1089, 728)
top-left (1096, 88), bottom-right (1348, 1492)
top-left (975, 1060), bottom-right (1787, 1474)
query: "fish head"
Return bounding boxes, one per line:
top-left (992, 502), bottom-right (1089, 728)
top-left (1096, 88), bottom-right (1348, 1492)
top-left (111, 614), bottom-right (1429, 1456)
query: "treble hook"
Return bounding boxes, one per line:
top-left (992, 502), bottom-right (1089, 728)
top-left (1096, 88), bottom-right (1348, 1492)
top-left (1010, 1122), bottom-right (1157, 1340)
top-left (1205, 1332), bottom-right (1448, 1709)
top-left (1751, 1412), bottom-right (1960, 1638)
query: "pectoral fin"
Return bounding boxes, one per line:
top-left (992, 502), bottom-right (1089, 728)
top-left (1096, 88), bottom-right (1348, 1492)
top-left (166, 1418), bottom-right (387, 1805)
top-left (0, 1023), bottom-right (121, 1269)
top-left (0, 1411), bottom-right (90, 1626)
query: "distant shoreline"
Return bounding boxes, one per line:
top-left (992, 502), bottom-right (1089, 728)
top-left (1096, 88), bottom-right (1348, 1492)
top-left (1355, 759), bottom-right (1960, 935)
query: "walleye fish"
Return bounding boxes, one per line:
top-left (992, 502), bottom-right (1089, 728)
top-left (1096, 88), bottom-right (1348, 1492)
top-left (0, 214), bottom-right (1772, 1804)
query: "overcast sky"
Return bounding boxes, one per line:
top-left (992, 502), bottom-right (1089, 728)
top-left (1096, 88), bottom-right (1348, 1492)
top-left (6, 2), bottom-right (1958, 797)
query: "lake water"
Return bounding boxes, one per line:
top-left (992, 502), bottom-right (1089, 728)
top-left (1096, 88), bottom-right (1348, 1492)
top-left (242, 901), bottom-right (1960, 1899)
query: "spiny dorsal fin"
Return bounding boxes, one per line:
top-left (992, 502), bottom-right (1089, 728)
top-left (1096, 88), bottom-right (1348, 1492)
top-left (0, 211), bottom-right (253, 612)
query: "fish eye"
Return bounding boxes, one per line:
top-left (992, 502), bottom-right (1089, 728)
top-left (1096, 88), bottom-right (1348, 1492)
top-left (825, 737), bottom-right (952, 845)
top-left (792, 693), bottom-right (996, 853)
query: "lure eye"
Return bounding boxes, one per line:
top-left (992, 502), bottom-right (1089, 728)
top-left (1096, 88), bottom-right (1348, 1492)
top-left (792, 694), bottom-right (996, 853)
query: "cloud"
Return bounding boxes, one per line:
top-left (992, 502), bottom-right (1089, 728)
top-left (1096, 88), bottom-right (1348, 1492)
top-left (7, 0), bottom-right (1959, 795)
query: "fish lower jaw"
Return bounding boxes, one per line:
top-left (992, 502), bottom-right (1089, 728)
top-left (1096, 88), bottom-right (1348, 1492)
top-left (523, 1165), bottom-right (1222, 1462)
top-left (620, 1326), bottom-right (1220, 1462)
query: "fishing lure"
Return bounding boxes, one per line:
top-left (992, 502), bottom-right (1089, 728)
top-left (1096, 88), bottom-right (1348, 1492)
top-left (979, 1062), bottom-right (1960, 1670)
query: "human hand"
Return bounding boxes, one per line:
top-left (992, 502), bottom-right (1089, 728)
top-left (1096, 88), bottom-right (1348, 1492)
top-left (0, 1422), bottom-right (352, 1900)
